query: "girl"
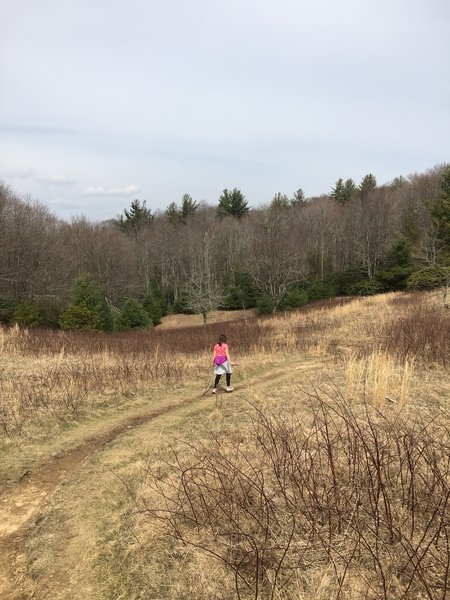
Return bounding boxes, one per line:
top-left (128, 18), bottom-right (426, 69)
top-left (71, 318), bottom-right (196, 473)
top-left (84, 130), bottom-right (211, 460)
top-left (212, 334), bottom-right (234, 394)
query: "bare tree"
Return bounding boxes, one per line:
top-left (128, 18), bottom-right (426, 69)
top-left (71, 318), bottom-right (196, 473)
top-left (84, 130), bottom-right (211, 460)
top-left (185, 224), bottom-right (225, 323)
top-left (247, 204), bottom-right (306, 310)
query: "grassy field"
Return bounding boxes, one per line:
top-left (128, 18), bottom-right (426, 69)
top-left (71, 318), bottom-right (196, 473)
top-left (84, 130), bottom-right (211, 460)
top-left (0, 291), bottom-right (449, 599)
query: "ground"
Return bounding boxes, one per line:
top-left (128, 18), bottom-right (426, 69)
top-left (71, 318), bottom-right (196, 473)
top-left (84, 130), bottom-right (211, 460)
top-left (0, 352), bottom-right (331, 599)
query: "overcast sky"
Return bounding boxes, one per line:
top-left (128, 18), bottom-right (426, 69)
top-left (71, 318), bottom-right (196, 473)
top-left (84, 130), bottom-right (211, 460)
top-left (1, 0), bottom-right (449, 221)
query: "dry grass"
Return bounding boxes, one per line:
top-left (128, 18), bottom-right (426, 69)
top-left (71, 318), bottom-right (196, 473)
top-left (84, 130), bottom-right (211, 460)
top-left (1, 291), bottom-right (447, 439)
top-left (344, 350), bottom-right (413, 406)
top-left (158, 308), bottom-right (257, 329)
top-left (113, 395), bottom-right (450, 600)
top-left (88, 291), bottom-right (450, 600)
top-left (1, 291), bottom-right (449, 599)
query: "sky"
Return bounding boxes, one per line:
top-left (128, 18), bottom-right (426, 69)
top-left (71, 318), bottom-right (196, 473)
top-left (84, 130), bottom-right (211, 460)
top-left (1, 0), bottom-right (449, 221)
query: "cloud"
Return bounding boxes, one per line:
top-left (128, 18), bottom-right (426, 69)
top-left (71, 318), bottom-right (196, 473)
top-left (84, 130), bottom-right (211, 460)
top-left (2, 167), bottom-right (36, 179)
top-left (36, 174), bottom-right (76, 186)
top-left (81, 184), bottom-right (141, 197)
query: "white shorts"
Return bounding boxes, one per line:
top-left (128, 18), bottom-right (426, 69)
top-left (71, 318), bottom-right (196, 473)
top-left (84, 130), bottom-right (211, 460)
top-left (214, 360), bottom-right (232, 375)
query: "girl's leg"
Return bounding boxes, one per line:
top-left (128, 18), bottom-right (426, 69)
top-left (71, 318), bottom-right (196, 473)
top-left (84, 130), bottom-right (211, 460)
top-left (226, 373), bottom-right (231, 387)
top-left (214, 374), bottom-right (221, 388)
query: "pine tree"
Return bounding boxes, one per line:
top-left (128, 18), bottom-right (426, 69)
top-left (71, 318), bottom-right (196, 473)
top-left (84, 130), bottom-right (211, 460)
top-left (115, 200), bottom-right (153, 235)
top-left (344, 178), bottom-right (357, 201)
top-left (165, 194), bottom-right (199, 225)
top-left (331, 179), bottom-right (345, 203)
top-left (60, 274), bottom-right (112, 331)
top-left (331, 178), bottom-right (357, 203)
top-left (217, 188), bottom-right (250, 219)
top-left (270, 193), bottom-right (290, 211)
top-left (430, 166), bottom-right (450, 262)
top-left (180, 193), bottom-right (199, 221)
top-left (291, 188), bottom-right (306, 206)
top-left (165, 202), bottom-right (180, 224)
top-left (115, 298), bottom-right (150, 330)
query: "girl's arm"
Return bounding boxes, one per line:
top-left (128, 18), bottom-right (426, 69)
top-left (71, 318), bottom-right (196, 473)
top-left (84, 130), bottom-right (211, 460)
top-left (226, 348), bottom-right (237, 365)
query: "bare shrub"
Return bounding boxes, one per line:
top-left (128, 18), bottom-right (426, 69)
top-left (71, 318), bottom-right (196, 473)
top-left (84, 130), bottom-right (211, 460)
top-left (376, 296), bottom-right (450, 366)
top-left (137, 398), bottom-right (450, 599)
top-left (5, 318), bottom-right (266, 358)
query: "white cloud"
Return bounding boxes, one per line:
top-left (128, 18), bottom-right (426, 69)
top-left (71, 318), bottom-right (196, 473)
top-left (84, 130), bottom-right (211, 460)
top-left (82, 185), bottom-right (141, 197)
top-left (36, 174), bottom-right (76, 186)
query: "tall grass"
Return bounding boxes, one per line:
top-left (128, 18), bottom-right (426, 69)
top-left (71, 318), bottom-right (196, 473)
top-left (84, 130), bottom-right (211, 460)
top-left (377, 297), bottom-right (449, 367)
top-left (2, 318), bottom-right (266, 357)
top-left (345, 350), bottom-right (413, 406)
top-left (0, 291), bottom-right (447, 438)
top-left (0, 320), bottom-right (267, 437)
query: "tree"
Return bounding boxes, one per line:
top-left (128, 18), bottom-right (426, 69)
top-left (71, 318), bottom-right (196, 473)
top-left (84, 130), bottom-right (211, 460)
top-left (351, 188), bottom-right (397, 279)
top-left (13, 300), bottom-right (41, 327)
top-left (344, 178), bottom-right (357, 201)
top-left (247, 204), bottom-right (306, 311)
top-left (115, 298), bottom-right (150, 330)
top-left (358, 174), bottom-right (377, 200)
top-left (270, 193), bottom-right (290, 211)
top-left (185, 273), bottom-right (225, 324)
top-left (115, 200), bottom-right (153, 236)
top-left (331, 178), bottom-right (357, 204)
top-left (142, 292), bottom-right (164, 326)
top-left (430, 166), bottom-right (450, 262)
top-left (59, 274), bottom-right (112, 331)
top-left (331, 178), bottom-right (345, 203)
top-left (180, 193), bottom-right (199, 221)
top-left (391, 175), bottom-right (407, 189)
top-left (165, 194), bottom-right (199, 224)
top-left (217, 188), bottom-right (250, 219)
top-left (303, 197), bottom-right (341, 281)
top-left (291, 188), bottom-right (307, 206)
top-left (184, 228), bottom-right (225, 323)
top-left (165, 202), bottom-right (180, 224)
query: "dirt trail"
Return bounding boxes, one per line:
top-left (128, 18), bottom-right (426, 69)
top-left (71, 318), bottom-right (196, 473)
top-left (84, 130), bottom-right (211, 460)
top-left (0, 391), bottom-right (208, 599)
top-left (0, 358), bottom-right (330, 599)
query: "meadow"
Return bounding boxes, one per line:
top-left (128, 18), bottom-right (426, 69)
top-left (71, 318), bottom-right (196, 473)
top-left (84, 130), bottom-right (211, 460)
top-left (0, 291), bottom-right (449, 599)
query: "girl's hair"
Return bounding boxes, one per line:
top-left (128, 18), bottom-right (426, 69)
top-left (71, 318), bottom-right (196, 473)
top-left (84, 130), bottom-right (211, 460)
top-left (218, 334), bottom-right (227, 345)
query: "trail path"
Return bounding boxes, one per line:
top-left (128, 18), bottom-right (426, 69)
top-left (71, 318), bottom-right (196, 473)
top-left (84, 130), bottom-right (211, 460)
top-left (0, 357), bottom-right (332, 599)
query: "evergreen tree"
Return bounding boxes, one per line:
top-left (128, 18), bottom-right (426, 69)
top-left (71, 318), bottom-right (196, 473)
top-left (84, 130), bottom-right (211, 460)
top-left (115, 199), bottom-right (153, 235)
top-left (331, 179), bottom-right (346, 203)
top-left (142, 292), bottom-right (164, 325)
top-left (165, 202), bottom-right (180, 224)
top-left (270, 193), bottom-right (290, 211)
top-left (115, 298), bottom-right (150, 330)
top-left (13, 300), bottom-right (41, 327)
top-left (165, 194), bottom-right (199, 225)
top-left (391, 175), bottom-right (407, 189)
top-left (60, 274), bottom-right (112, 331)
top-left (217, 188), bottom-right (250, 219)
top-left (332, 178), bottom-right (357, 203)
top-left (430, 166), bottom-right (450, 262)
top-left (358, 174), bottom-right (377, 199)
top-left (344, 178), bottom-right (357, 201)
top-left (180, 193), bottom-right (199, 221)
top-left (291, 188), bottom-right (306, 206)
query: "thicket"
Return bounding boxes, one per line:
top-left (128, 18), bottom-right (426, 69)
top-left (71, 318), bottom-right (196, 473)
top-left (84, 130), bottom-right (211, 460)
top-left (138, 399), bottom-right (450, 599)
top-left (1, 164), bottom-right (449, 330)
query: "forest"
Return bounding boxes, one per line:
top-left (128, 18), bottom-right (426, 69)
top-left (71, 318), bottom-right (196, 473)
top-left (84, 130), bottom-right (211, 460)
top-left (0, 164), bottom-right (449, 330)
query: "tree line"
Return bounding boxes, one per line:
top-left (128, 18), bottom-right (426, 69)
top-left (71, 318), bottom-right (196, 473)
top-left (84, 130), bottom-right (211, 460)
top-left (0, 164), bottom-right (449, 330)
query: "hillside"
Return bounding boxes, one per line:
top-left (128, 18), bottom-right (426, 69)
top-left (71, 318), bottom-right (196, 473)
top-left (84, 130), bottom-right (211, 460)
top-left (0, 291), bottom-right (449, 599)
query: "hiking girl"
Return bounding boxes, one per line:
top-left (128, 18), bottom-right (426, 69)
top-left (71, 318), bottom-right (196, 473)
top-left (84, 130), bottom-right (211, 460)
top-left (212, 334), bottom-right (235, 394)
